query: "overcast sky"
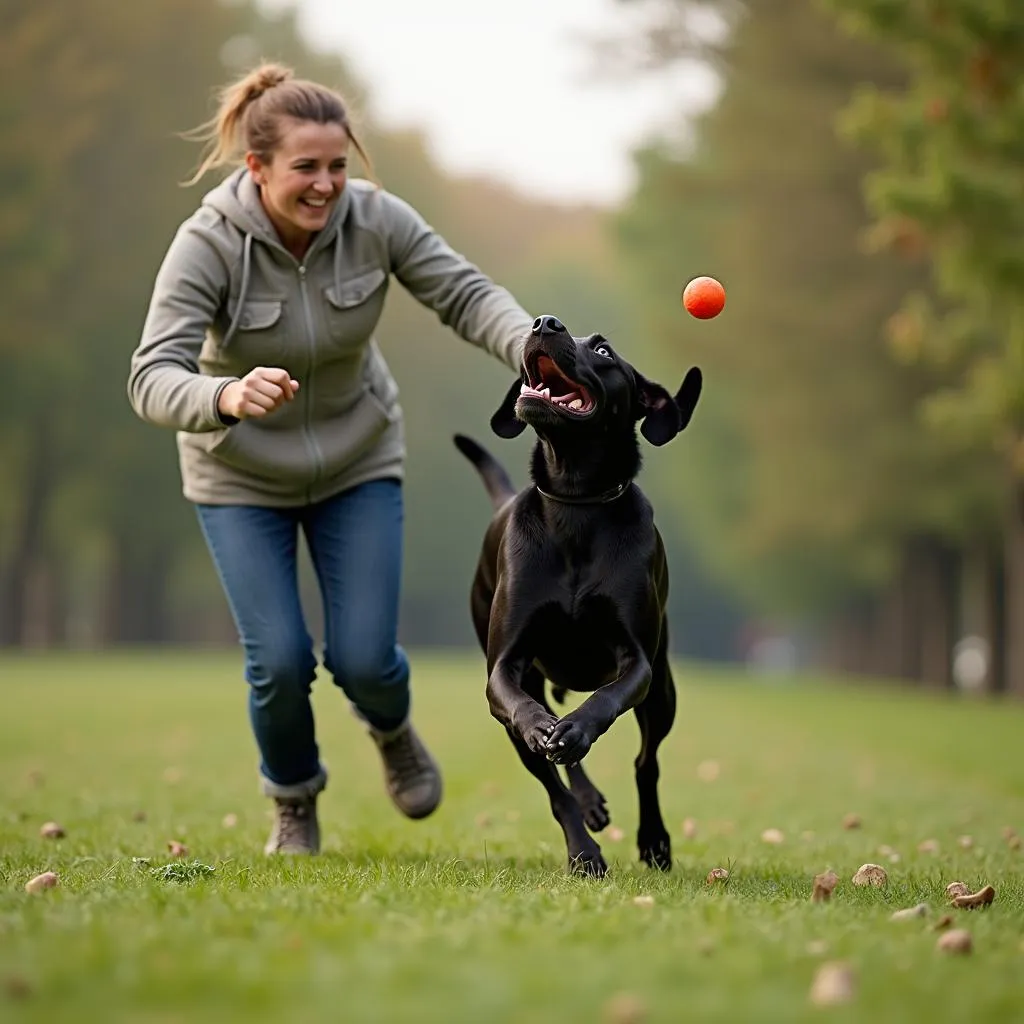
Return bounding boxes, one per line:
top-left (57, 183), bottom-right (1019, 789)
top-left (257, 0), bottom-right (718, 206)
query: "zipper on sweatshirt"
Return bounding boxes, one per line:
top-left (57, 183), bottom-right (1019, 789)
top-left (297, 263), bottom-right (325, 494)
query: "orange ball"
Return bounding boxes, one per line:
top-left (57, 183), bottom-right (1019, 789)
top-left (682, 276), bottom-right (726, 319)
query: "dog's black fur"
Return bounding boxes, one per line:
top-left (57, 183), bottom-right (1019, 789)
top-left (454, 314), bottom-right (702, 877)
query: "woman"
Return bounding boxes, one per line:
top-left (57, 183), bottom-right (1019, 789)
top-left (128, 62), bottom-right (533, 854)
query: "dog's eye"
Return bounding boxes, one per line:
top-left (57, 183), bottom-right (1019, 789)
top-left (595, 346), bottom-right (613, 359)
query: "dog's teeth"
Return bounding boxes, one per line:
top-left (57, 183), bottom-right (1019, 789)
top-left (568, 398), bottom-right (583, 410)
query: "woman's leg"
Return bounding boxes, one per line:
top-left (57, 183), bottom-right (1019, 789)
top-left (302, 479), bottom-right (441, 819)
top-left (195, 503), bottom-right (326, 852)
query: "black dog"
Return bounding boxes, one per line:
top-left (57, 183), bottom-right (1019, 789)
top-left (454, 314), bottom-right (702, 877)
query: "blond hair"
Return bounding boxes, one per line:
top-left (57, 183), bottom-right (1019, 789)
top-left (183, 62), bottom-right (374, 185)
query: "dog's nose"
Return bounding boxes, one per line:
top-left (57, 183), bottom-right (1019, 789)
top-left (532, 315), bottom-right (565, 335)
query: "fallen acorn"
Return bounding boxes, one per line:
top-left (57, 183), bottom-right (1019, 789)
top-left (958, 835), bottom-right (974, 849)
top-left (39, 822), bottom-right (65, 840)
top-left (945, 881), bottom-right (971, 900)
top-left (24, 872), bottom-right (58, 894)
top-left (933, 914), bottom-right (954, 931)
top-left (951, 885), bottom-right (995, 910)
top-left (706, 867), bottom-right (730, 885)
top-left (890, 903), bottom-right (929, 922)
top-left (937, 929), bottom-right (973, 955)
top-left (605, 826), bottom-right (625, 842)
top-left (852, 863), bottom-right (888, 887)
top-left (809, 961), bottom-right (857, 1006)
top-left (918, 838), bottom-right (940, 854)
top-left (842, 813), bottom-right (862, 830)
top-left (222, 813), bottom-right (238, 829)
top-left (681, 817), bottom-right (698, 840)
top-left (761, 828), bottom-right (785, 845)
top-left (1009, 835), bottom-right (1021, 851)
top-left (602, 992), bottom-right (648, 1024)
top-left (167, 841), bottom-right (188, 858)
top-left (811, 870), bottom-right (839, 903)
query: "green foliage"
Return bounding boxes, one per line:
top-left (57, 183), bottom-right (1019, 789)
top-left (613, 0), bottom-right (1003, 620)
top-left (825, 0), bottom-right (1024, 462)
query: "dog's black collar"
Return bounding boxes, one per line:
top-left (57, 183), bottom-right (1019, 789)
top-left (535, 481), bottom-right (631, 505)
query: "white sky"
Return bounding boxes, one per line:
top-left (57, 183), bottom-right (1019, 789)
top-left (256, 0), bottom-right (719, 206)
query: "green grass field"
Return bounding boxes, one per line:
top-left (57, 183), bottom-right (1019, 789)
top-left (2, 650), bottom-right (1023, 1023)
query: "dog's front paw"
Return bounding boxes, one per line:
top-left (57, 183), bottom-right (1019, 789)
top-left (545, 717), bottom-right (593, 765)
top-left (516, 711), bottom-right (558, 755)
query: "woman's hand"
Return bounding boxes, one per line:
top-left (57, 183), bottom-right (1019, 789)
top-left (218, 367), bottom-right (299, 420)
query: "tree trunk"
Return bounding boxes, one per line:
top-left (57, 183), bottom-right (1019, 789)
top-left (100, 539), bottom-right (173, 645)
top-left (0, 421), bottom-right (54, 647)
top-left (1004, 479), bottom-right (1024, 697)
top-left (914, 538), bottom-right (957, 689)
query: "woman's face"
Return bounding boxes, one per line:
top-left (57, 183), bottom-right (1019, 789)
top-left (247, 118), bottom-right (349, 256)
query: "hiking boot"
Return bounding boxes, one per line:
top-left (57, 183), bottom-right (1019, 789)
top-left (264, 796), bottom-right (321, 855)
top-left (371, 722), bottom-right (442, 820)
top-left (260, 769), bottom-right (326, 855)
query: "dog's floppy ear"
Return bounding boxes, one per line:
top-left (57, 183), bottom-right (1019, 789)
top-left (636, 367), bottom-right (702, 446)
top-left (490, 376), bottom-right (527, 439)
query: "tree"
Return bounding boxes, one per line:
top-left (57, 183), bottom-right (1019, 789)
top-left (824, 0), bottom-right (1024, 693)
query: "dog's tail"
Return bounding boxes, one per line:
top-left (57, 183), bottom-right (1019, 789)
top-left (453, 434), bottom-right (517, 511)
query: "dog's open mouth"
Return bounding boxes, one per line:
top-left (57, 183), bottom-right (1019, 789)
top-left (520, 354), bottom-right (594, 415)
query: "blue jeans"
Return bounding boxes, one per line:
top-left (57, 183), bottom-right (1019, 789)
top-left (195, 479), bottom-right (410, 788)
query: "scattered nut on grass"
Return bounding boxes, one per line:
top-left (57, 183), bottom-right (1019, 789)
top-left (475, 813), bottom-right (492, 829)
top-left (933, 914), bottom-right (954, 931)
top-left (918, 838), bottom-right (940, 854)
top-left (761, 828), bottom-right (785, 845)
top-left (945, 881), bottom-right (971, 900)
top-left (632, 895), bottom-right (655, 907)
top-left (24, 872), bottom-right (58, 894)
top-left (890, 903), bottom-right (929, 922)
top-left (809, 961), bottom-right (857, 1006)
top-left (602, 992), bottom-right (648, 1024)
top-left (706, 867), bottom-right (730, 884)
top-left (696, 759), bottom-right (720, 783)
top-left (951, 885), bottom-right (995, 910)
top-left (811, 870), bottom-right (838, 903)
top-left (39, 822), bottom-right (65, 840)
top-left (1008, 835), bottom-right (1021, 851)
top-left (958, 835), bottom-right (974, 849)
top-left (852, 863), bottom-right (887, 887)
top-left (937, 929), bottom-right (973, 955)
top-left (167, 841), bottom-right (188, 858)
top-left (842, 813), bottom-right (862, 830)
top-left (4, 975), bottom-right (32, 1000)
top-left (605, 826), bottom-right (625, 842)
top-left (682, 817), bottom-right (698, 840)
top-left (222, 813), bottom-right (238, 829)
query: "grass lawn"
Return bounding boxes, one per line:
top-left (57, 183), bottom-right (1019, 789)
top-left (1, 649), bottom-right (1023, 1023)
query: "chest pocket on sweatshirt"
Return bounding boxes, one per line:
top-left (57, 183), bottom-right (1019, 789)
top-left (225, 298), bottom-right (288, 364)
top-left (324, 267), bottom-right (388, 354)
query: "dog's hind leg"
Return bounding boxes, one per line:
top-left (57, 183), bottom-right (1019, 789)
top-left (543, 680), bottom-right (610, 831)
top-left (506, 728), bottom-right (608, 877)
top-left (633, 639), bottom-right (676, 871)
top-left (564, 763), bottom-right (610, 832)
top-left (510, 667), bottom-right (607, 876)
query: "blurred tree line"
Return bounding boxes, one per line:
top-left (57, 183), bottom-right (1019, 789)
top-left (0, 0), bottom-right (742, 659)
top-left (5, 0), bottom-right (1022, 697)
top-left (610, 0), bottom-right (1024, 693)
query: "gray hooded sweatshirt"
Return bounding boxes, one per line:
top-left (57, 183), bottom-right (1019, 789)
top-left (128, 169), bottom-right (533, 506)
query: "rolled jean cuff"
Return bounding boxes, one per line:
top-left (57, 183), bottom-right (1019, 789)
top-left (260, 766), bottom-right (328, 801)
